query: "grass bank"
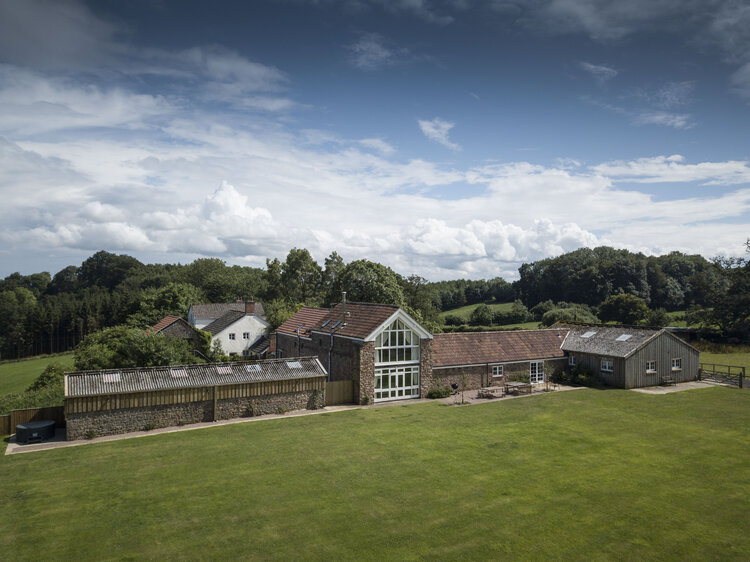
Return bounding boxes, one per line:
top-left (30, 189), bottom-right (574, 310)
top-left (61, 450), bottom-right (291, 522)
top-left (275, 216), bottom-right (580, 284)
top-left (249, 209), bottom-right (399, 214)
top-left (0, 354), bottom-right (74, 396)
top-left (2, 387), bottom-right (749, 560)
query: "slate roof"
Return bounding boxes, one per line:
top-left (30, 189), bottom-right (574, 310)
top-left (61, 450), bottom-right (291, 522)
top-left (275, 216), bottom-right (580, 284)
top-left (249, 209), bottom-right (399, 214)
top-left (276, 307), bottom-right (330, 338)
top-left (150, 315), bottom-right (181, 333)
top-left (64, 356), bottom-right (326, 398)
top-left (432, 329), bottom-right (568, 368)
top-left (203, 310), bottom-right (247, 336)
top-left (560, 326), bottom-right (660, 358)
top-left (191, 301), bottom-right (266, 320)
top-left (249, 336), bottom-right (270, 355)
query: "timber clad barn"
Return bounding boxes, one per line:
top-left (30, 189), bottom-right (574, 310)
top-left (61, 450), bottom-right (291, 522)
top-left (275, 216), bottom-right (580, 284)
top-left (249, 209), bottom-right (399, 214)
top-left (560, 326), bottom-right (699, 389)
top-left (64, 357), bottom-right (326, 440)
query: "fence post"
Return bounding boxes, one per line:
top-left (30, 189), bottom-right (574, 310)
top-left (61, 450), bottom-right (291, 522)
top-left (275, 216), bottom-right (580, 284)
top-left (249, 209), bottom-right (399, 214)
top-left (741, 368), bottom-right (745, 389)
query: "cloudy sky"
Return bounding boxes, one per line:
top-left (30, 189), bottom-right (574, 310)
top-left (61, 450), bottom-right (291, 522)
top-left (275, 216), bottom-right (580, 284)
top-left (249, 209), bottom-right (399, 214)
top-left (1, 0), bottom-right (749, 280)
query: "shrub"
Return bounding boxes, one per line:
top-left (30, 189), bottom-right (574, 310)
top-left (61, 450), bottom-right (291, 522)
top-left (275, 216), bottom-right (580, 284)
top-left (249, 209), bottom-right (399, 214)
top-left (142, 422), bottom-right (157, 431)
top-left (443, 314), bottom-right (464, 326)
top-left (85, 429), bottom-right (99, 440)
top-left (427, 386), bottom-right (451, 399)
top-left (541, 306), bottom-right (599, 326)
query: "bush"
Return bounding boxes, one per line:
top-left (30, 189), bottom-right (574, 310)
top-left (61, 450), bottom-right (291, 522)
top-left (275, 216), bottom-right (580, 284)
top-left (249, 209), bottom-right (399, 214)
top-left (541, 306), bottom-right (599, 326)
top-left (470, 303), bottom-right (493, 326)
top-left (443, 314), bottom-right (464, 326)
top-left (427, 386), bottom-right (451, 399)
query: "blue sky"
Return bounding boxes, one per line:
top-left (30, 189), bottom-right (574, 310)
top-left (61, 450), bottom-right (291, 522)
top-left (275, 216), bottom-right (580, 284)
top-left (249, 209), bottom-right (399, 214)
top-left (1, 0), bottom-right (749, 280)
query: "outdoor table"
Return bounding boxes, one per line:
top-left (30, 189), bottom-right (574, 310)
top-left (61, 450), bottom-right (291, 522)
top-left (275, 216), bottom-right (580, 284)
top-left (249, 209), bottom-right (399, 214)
top-left (505, 381), bottom-right (532, 395)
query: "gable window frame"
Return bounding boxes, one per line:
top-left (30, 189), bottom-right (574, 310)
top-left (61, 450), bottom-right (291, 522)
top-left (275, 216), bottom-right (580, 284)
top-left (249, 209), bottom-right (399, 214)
top-left (374, 318), bottom-right (420, 366)
top-left (228, 333), bottom-right (236, 340)
top-left (243, 332), bottom-right (250, 339)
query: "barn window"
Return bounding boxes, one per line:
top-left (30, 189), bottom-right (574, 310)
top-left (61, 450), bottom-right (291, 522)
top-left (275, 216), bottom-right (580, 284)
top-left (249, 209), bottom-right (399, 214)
top-left (601, 358), bottom-right (613, 373)
top-left (492, 365), bottom-right (504, 378)
top-left (646, 360), bottom-right (656, 373)
top-left (568, 355), bottom-right (576, 366)
top-left (375, 319), bottom-right (419, 365)
top-left (671, 358), bottom-right (681, 371)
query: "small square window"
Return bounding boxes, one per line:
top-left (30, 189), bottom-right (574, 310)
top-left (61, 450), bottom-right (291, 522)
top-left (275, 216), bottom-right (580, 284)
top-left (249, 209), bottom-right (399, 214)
top-left (568, 355), bottom-right (576, 366)
top-left (646, 360), bottom-right (656, 373)
top-left (229, 333), bottom-right (236, 340)
top-left (243, 332), bottom-right (250, 339)
top-left (601, 359), bottom-right (613, 373)
top-left (492, 365), bottom-right (504, 377)
top-left (671, 358), bottom-right (681, 370)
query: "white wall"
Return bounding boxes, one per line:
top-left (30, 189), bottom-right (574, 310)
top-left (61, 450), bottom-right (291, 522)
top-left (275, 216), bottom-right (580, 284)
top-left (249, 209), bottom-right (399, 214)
top-left (213, 315), bottom-right (268, 356)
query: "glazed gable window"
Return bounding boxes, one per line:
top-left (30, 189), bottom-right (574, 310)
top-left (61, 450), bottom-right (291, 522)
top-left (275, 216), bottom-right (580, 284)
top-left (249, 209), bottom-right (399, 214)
top-left (375, 319), bottom-right (420, 364)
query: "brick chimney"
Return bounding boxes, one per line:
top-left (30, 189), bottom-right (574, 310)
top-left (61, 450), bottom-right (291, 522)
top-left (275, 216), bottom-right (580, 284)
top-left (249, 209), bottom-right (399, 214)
top-left (245, 297), bottom-right (255, 315)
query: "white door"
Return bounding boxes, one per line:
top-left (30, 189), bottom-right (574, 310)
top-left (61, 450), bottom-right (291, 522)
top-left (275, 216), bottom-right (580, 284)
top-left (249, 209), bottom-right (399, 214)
top-left (530, 361), bottom-right (544, 384)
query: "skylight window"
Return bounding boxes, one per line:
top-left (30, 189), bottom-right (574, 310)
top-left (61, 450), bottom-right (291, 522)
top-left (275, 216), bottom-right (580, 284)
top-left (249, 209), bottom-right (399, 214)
top-left (581, 331), bottom-right (597, 338)
top-left (102, 372), bottom-right (121, 383)
top-left (170, 368), bottom-right (188, 378)
top-left (616, 334), bottom-right (632, 342)
top-left (216, 365), bottom-right (233, 375)
top-left (245, 364), bottom-right (261, 372)
top-left (321, 319), bottom-right (331, 328)
top-left (286, 361), bottom-right (302, 369)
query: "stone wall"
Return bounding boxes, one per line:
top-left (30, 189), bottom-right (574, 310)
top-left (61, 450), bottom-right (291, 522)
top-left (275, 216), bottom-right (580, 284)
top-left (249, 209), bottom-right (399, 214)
top-left (65, 389), bottom-right (324, 441)
top-left (432, 365), bottom-right (485, 390)
top-left (418, 339), bottom-right (434, 398)
top-left (357, 341), bottom-right (374, 404)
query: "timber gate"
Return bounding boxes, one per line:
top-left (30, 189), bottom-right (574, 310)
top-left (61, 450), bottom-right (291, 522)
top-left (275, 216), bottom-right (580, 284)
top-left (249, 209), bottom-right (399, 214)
top-left (699, 363), bottom-right (745, 388)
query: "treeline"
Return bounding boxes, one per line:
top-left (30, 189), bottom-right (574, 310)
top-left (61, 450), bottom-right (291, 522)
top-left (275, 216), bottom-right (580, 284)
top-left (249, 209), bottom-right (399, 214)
top-left (0, 249), bottom-right (444, 360)
top-left (1, 244), bottom-right (748, 360)
top-left (516, 247), bottom-right (724, 310)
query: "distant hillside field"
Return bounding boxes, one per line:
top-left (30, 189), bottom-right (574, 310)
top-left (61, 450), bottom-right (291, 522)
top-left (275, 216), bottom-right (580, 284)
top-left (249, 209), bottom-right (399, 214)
top-left (0, 354), bottom-right (74, 396)
top-left (438, 301), bottom-right (515, 321)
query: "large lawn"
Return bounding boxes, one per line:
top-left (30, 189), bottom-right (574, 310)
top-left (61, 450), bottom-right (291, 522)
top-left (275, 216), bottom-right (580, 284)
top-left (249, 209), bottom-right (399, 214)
top-left (0, 354), bottom-right (74, 395)
top-left (2, 387), bottom-right (749, 560)
top-left (700, 351), bottom-right (750, 374)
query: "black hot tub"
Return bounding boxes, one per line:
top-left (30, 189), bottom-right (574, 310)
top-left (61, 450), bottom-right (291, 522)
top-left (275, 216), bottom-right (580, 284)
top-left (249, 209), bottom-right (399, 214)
top-left (16, 420), bottom-right (56, 444)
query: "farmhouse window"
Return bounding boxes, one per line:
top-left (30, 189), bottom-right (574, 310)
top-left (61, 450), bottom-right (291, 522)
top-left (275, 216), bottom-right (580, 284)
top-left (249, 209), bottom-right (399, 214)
top-left (601, 358), bottom-right (613, 373)
top-left (671, 358), bottom-right (681, 371)
top-left (243, 332), bottom-right (250, 339)
top-left (229, 333), bottom-right (236, 340)
top-left (568, 355), bottom-right (576, 366)
top-left (375, 319), bottom-right (420, 365)
top-left (530, 361), bottom-right (544, 383)
top-left (492, 365), bottom-right (504, 378)
top-left (374, 365), bottom-right (420, 401)
top-left (646, 360), bottom-right (656, 373)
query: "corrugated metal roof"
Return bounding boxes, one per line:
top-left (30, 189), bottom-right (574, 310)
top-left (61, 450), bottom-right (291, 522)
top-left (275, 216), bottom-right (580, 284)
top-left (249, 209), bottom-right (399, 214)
top-left (65, 356), bottom-right (327, 398)
top-left (560, 326), bottom-right (660, 358)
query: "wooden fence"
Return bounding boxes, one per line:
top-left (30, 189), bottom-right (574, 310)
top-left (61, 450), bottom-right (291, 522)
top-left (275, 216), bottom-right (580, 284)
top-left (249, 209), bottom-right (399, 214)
top-left (325, 380), bottom-right (354, 406)
top-left (699, 363), bottom-right (745, 388)
top-left (0, 405), bottom-right (65, 435)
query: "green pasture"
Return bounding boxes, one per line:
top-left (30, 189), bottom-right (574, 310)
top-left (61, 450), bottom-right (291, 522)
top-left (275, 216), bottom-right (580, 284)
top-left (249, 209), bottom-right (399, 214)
top-left (2, 387), bottom-right (749, 560)
top-left (0, 354), bottom-right (74, 396)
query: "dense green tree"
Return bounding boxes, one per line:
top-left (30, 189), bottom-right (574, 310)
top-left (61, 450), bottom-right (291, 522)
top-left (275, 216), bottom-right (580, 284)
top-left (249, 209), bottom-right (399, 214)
top-left (470, 303), bottom-right (493, 326)
top-left (598, 294), bottom-right (650, 325)
top-left (326, 259), bottom-right (406, 306)
top-left (127, 282), bottom-right (206, 328)
top-left (540, 306), bottom-right (599, 326)
top-left (77, 251), bottom-right (144, 290)
top-left (74, 325), bottom-right (199, 370)
top-left (280, 248), bottom-right (322, 304)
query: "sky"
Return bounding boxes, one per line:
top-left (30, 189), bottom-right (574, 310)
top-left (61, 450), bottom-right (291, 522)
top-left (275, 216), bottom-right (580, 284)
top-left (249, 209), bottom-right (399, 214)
top-left (0, 0), bottom-right (749, 281)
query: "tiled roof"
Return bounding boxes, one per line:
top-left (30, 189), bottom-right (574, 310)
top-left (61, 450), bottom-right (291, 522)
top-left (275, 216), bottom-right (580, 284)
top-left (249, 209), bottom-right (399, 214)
top-left (203, 310), bottom-right (246, 336)
top-left (560, 326), bottom-right (660, 358)
top-left (280, 302), bottom-right (402, 340)
top-left (151, 315), bottom-right (181, 333)
top-left (432, 329), bottom-right (568, 368)
top-left (191, 301), bottom-right (266, 320)
top-left (276, 307), bottom-right (329, 338)
top-left (64, 356), bottom-right (326, 397)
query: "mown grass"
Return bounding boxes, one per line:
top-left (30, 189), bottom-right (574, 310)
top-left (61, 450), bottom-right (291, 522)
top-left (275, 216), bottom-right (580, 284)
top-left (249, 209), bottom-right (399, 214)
top-left (2, 387), bottom-right (749, 560)
top-left (700, 351), bottom-right (750, 374)
top-left (0, 354), bottom-right (74, 396)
